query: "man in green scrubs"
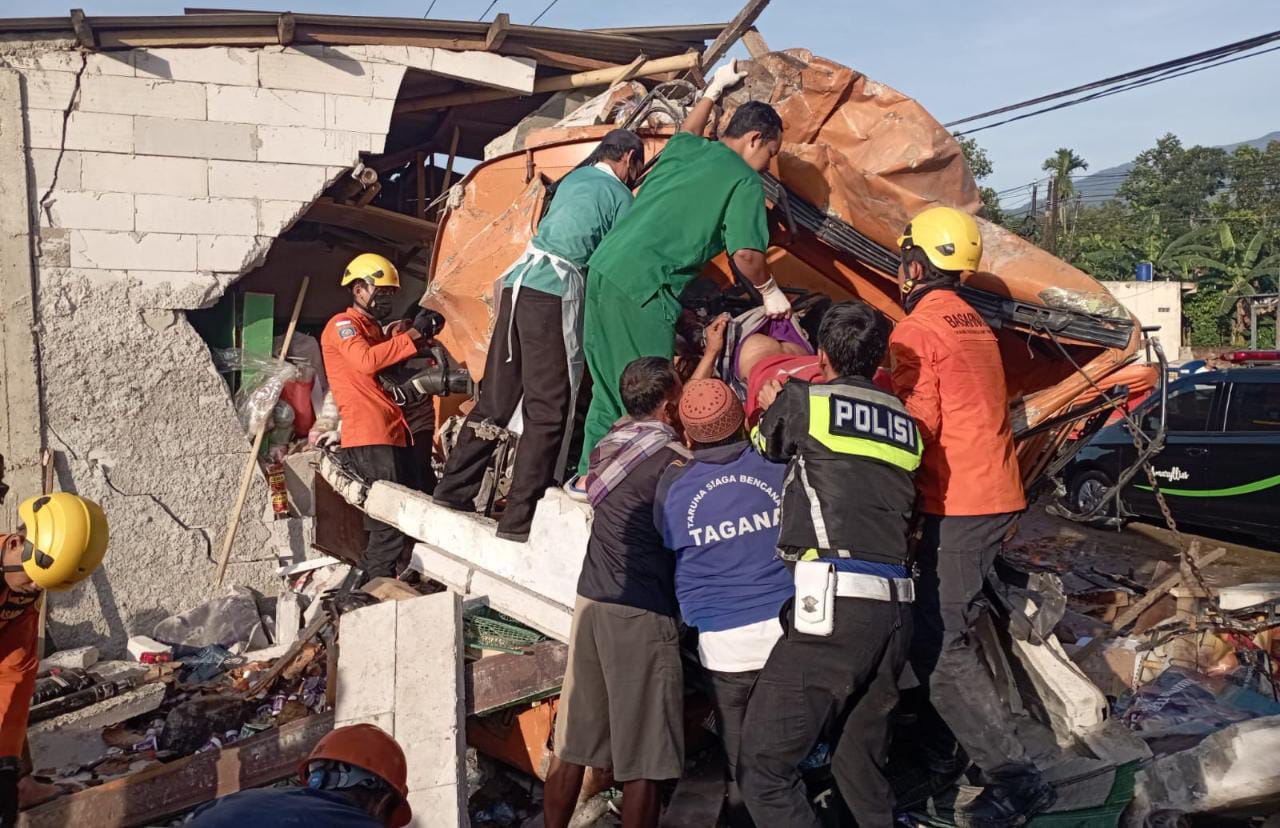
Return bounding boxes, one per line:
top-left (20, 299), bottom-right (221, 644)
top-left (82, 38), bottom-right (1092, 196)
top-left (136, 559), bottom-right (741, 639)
top-left (574, 63), bottom-right (791, 481)
top-left (435, 130), bottom-right (644, 539)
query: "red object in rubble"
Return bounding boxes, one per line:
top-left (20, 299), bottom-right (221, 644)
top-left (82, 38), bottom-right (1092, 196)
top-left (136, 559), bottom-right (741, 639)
top-left (280, 378), bottom-right (316, 437)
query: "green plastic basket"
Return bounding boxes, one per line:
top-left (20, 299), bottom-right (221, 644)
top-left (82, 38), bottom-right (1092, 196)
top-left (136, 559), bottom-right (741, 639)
top-left (464, 607), bottom-right (545, 654)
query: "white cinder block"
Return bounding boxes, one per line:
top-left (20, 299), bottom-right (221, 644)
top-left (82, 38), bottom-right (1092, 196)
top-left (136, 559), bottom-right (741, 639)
top-left (370, 63), bottom-right (406, 99)
top-left (21, 69), bottom-right (79, 111)
top-left (259, 50), bottom-right (373, 97)
top-left (134, 47), bottom-right (258, 87)
top-left (135, 195), bottom-right (257, 235)
top-left (78, 75), bottom-right (206, 120)
top-left (405, 786), bottom-right (467, 828)
top-left (394, 593), bottom-right (465, 795)
top-left (208, 160), bottom-right (332, 201)
top-left (28, 149), bottom-right (82, 194)
top-left (70, 230), bottom-right (197, 271)
top-left (29, 111), bottom-right (134, 154)
top-left (258, 200), bottom-right (309, 236)
top-left (134, 117), bottom-right (255, 161)
top-left (324, 94), bottom-right (395, 134)
top-left (335, 600), bottom-right (398, 723)
top-left (208, 86), bottom-right (324, 128)
top-left (65, 112), bottom-right (135, 154)
top-left (43, 192), bottom-right (134, 231)
top-left (85, 53), bottom-right (135, 77)
top-left (430, 50), bottom-right (536, 94)
top-left (25, 109), bottom-right (64, 149)
top-left (196, 234), bottom-right (268, 273)
top-left (256, 126), bottom-right (370, 166)
top-left (81, 153), bottom-right (208, 197)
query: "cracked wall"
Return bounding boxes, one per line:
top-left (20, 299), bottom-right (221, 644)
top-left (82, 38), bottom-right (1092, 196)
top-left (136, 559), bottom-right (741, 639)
top-left (0, 37), bottom-right (414, 653)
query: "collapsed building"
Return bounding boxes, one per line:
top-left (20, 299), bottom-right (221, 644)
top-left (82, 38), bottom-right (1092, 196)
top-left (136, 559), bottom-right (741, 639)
top-left (3, 6), bottom-right (1280, 828)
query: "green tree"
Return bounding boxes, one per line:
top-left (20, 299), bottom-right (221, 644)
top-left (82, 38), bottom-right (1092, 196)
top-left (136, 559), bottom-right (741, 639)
top-left (957, 136), bottom-right (1005, 224)
top-left (1041, 147), bottom-right (1089, 202)
top-left (1192, 224), bottom-right (1280, 345)
top-left (1118, 133), bottom-right (1228, 234)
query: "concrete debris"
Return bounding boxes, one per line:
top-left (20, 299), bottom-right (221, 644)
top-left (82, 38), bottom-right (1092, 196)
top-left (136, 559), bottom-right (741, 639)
top-left (125, 634), bottom-right (171, 663)
top-left (27, 682), bottom-right (167, 772)
top-left (38, 646), bottom-right (98, 675)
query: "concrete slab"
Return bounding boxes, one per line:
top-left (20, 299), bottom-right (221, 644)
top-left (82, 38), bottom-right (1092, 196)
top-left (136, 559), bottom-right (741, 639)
top-left (366, 483), bottom-right (590, 610)
top-left (28, 682), bottom-right (166, 772)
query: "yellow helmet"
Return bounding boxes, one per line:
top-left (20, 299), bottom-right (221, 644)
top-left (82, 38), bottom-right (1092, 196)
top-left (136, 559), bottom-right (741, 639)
top-left (340, 253), bottom-right (400, 288)
top-left (16, 493), bottom-right (109, 591)
top-left (897, 206), bottom-right (983, 273)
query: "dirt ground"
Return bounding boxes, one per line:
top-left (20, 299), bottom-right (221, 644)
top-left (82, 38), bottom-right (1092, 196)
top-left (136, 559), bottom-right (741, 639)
top-left (1012, 500), bottom-right (1280, 589)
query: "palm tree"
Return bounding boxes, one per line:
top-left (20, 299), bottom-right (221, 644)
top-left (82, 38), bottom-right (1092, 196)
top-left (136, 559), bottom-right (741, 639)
top-left (1042, 148), bottom-right (1089, 237)
top-left (1191, 224), bottom-right (1280, 345)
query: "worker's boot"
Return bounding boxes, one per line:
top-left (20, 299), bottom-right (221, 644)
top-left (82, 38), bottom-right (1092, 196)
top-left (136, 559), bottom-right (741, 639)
top-left (954, 765), bottom-right (1055, 828)
top-left (1, 757), bottom-right (20, 828)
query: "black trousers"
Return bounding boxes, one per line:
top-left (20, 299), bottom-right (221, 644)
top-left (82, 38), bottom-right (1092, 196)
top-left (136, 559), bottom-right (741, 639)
top-left (705, 669), bottom-right (757, 828)
top-left (738, 596), bottom-right (911, 828)
top-left (910, 513), bottom-right (1031, 778)
top-left (340, 444), bottom-right (418, 579)
top-left (433, 286), bottom-right (570, 536)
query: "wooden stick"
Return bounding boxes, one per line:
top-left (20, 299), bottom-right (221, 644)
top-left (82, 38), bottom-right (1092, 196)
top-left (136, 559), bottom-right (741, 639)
top-left (35, 448), bottom-right (54, 659)
top-left (699, 0), bottom-right (771, 73)
top-left (441, 125), bottom-right (461, 195)
top-left (394, 52), bottom-right (700, 114)
top-left (213, 276), bottom-right (310, 587)
top-left (414, 151), bottom-right (427, 220)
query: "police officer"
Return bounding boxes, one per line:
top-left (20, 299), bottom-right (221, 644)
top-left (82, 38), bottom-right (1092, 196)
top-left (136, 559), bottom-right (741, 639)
top-left (737, 301), bottom-right (921, 828)
top-left (320, 253), bottom-right (428, 580)
top-left (889, 207), bottom-right (1054, 825)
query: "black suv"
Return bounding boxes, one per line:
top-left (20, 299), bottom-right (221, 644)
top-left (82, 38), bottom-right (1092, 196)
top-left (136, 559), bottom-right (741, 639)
top-left (1062, 367), bottom-right (1280, 539)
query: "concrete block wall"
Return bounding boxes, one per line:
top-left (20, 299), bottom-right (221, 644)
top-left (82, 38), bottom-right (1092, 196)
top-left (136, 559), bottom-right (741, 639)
top-left (0, 38), bottom-right (429, 653)
top-left (336, 593), bottom-right (468, 827)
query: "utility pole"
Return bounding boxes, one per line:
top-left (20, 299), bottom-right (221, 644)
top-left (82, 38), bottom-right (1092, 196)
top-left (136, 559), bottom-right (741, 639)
top-left (1044, 178), bottom-right (1059, 255)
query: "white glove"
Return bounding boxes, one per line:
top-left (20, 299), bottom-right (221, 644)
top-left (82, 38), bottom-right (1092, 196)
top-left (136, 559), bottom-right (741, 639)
top-left (758, 277), bottom-right (792, 319)
top-left (314, 428), bottom-right (342, 449)
top-left (702, 59), bottom-right (748, 101)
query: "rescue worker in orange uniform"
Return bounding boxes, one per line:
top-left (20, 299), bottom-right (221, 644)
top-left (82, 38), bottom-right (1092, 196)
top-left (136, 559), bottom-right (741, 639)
top-left (0, 490), bottom-right (108, 826)
top-left (320, 253), bottom-right (429, 580)
top-left (189, 723), bottom-right (412, 828)
top-left (888, 206), bottom-right (1054, 827)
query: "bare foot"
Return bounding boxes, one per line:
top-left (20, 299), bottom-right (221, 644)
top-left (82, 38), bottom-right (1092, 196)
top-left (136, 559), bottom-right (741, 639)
top-left (18, 775), bottom-right (64, 809)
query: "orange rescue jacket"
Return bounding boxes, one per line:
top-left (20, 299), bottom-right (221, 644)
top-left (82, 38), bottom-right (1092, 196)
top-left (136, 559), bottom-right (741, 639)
top-left (889, 289), bottom-right (1025, 516)
top-left (320, 308), bottom-right (419, 448)
top-left (0, 534), bottom-right (40, 757)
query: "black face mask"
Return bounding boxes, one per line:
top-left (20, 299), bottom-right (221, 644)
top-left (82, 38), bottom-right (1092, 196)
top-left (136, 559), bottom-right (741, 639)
top-left (361, 292), bottom-right (396, 321)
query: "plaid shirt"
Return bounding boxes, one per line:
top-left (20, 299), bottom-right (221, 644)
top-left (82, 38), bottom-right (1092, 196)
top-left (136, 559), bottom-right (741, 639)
top-left (585, 417), bottom-right (690, 507)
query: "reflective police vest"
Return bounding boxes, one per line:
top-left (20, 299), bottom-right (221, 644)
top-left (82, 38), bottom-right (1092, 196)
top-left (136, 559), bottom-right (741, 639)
top-left (753, 378), bottom-right (922, 566)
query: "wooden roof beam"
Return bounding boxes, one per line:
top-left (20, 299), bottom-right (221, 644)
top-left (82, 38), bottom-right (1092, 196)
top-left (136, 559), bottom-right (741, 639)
top-left (395, 51), bottom-right (699, 115)
top-left (484, 12), bottom-right (510, 51)
top-left (700, 0), bottom-right (770, 72)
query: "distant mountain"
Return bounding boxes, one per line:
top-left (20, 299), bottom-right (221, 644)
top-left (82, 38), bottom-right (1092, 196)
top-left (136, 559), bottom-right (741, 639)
top-left (1004, 131), bottom-right (1280, 215)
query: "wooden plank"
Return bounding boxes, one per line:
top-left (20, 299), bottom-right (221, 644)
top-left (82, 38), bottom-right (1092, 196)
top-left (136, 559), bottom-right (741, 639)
top-left (484, 12), bottom-right (510, 51)
top-left (300, 198), bottom-right (438, 244)
top-left (295, 25), bottom-right (485, 51)
top-left (741, 27), bottom-right (769, 58)
top-left (395, 52), bottom-right (700, 114)
top-left (465, 640), bottom-right (567, 716)
top-left (18, 712), bottom-right (334, 828)
top-left (699, 0), bottom-right (770, 72)
top-left (441, 126), bottom-right (461, 194)
top-left (97, 26), bottom-right (279, 48)
top-left (502, 44), bottom-right (613, 72)
top-left (414, 151), bottom-right (427, 220)
top-left (276, 11), bottom-right (295, 46)
top-left (70, 9), bottom-right (96, 49)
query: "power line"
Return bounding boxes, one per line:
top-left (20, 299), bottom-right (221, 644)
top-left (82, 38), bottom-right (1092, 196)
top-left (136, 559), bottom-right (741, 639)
top-left (423, 0), bottom-right (438, 17)
top-left (947, 28), bottom-right (1280, 129)
top-left (530, 0), bottom-right (560, 25)
top-left (956, 44), bottom-right (1280, 137)
top-left (478, 0), bottom-right (500, 21)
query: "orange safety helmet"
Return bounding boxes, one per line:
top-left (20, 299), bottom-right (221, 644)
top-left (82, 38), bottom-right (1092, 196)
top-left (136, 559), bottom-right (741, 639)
top-left (299, 724), bottom-right (412, 828)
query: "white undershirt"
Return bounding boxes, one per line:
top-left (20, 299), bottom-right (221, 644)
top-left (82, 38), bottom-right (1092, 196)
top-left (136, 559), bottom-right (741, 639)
top-left (697, 618), bottom-right (784, 673)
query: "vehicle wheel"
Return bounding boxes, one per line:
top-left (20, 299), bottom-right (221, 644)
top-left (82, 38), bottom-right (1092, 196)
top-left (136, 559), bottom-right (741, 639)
top-left (1069, 469), bottom-right (1116, 517)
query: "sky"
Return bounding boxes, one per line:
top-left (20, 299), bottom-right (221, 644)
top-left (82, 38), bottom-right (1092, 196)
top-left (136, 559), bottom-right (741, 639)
top-left (15, 0), bottom-right (1280, 196)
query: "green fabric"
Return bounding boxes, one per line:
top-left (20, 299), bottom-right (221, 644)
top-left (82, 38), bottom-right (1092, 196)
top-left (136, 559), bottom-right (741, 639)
top-left (501, 165), bottom-right (633, 297)
top-left (587, 131), bottom-right (769, 307)
top-left (576, 276), bottom-right (677, 476)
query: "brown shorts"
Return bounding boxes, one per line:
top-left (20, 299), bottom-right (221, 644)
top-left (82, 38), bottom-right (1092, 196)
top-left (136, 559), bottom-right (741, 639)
top-left (553, 596), bottom-right (684, 782)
